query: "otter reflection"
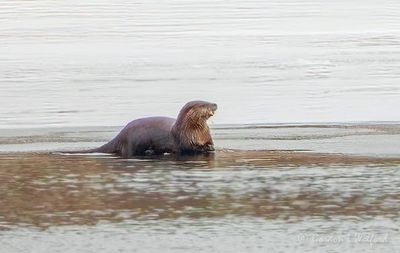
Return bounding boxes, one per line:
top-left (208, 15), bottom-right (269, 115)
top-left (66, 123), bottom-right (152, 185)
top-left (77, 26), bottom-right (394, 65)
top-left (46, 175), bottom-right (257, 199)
top-left (0, 150), bottom-right (399, 229)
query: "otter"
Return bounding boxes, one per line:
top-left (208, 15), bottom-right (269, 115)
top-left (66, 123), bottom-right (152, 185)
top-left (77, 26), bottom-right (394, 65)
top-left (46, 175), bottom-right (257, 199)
top-left (76, 101), bottom-right (217, 158)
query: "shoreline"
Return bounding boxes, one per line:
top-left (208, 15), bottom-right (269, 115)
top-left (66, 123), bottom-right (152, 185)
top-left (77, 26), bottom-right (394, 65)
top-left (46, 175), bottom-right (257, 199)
top-left (1, 123), bottom-right (400, 158)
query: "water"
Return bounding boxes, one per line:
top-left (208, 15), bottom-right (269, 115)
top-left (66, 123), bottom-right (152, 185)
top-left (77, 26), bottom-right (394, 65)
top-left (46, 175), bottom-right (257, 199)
top-left (1, 0), bottom-right (400, 252)
top-left (1, 124), bottom-right (400, 252)
top-left (1, 0), bottom-right (400, 128)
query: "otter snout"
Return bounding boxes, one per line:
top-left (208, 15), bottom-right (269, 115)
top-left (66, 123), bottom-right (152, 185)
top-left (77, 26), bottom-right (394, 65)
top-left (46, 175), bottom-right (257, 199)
top-left (207, 103), bottom-right (218, 117)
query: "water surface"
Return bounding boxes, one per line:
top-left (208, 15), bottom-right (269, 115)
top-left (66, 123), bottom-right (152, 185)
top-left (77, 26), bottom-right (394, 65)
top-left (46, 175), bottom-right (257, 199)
top-left (1, 124), bottom-right (400, 252)
top-left (1, 0), bottom-right (400, 127)
top-left (1, 0), bottom-right (400, 252)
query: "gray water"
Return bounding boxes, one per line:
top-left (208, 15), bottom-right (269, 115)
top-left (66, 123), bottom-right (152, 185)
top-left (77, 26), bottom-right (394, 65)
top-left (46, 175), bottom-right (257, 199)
top-left (2, 1), bottom-right (400, 252)
top-left (1, 0), bottom-right (400, 128)
top-left (1, 124), bottom-right (400, 252)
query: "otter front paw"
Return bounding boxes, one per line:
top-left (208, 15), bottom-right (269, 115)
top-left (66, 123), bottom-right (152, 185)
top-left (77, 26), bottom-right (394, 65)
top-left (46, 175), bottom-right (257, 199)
top-left (205, 144), bottom-right (215, 152)
top-left (198, 144), bottom-right (214, 152)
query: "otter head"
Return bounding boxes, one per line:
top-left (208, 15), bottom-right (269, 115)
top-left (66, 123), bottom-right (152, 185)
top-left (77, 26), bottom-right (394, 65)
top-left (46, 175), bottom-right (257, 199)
top-left (171, 100), bottom-right (217, 154)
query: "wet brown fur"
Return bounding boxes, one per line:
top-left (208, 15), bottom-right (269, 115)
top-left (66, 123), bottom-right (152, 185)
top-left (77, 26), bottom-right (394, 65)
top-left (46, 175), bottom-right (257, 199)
top-left (80, 101), bottom-right (217, 158)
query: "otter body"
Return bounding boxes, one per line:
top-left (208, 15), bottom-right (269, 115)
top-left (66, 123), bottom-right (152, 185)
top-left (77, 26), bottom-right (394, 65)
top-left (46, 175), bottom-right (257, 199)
top-left (80, 101), bottom-right (217, 158)
top-left (93, 117), bottom-right (176, 157)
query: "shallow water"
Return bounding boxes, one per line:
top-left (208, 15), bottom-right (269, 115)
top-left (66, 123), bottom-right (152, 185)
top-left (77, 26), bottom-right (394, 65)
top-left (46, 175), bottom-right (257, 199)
top-left (1, 124), bottom-right (400, 252)
top-left (2, 0), bottom-right (400, 252)
top-left (1, 0), bottom-right (400, 128)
